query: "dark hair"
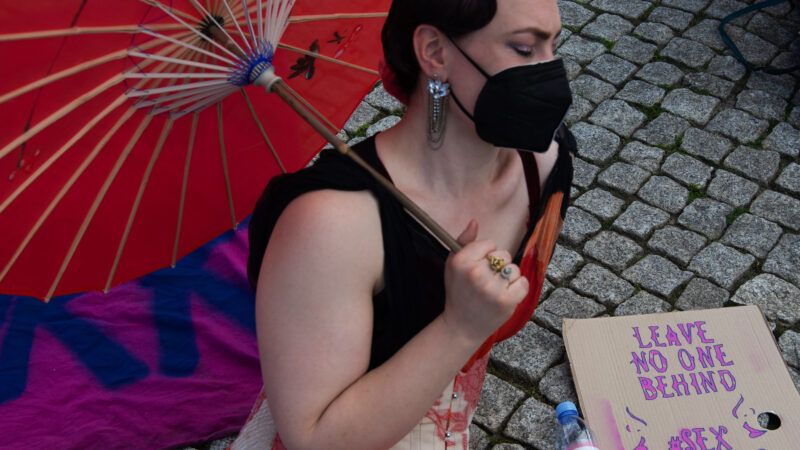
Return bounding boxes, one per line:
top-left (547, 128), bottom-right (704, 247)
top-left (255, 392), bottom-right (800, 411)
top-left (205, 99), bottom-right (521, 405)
top-left (381, 0), bottom-right (497, 100)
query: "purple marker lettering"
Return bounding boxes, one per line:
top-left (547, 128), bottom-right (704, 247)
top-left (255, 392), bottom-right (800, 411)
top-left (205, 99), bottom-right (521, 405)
top-left (714, 344), bottom-right (734, 366)
top-left (710, 426), bottom-right (732, 450)
top-left (631, 351), bottom-right (650, 374)
top-left (665, 324), bottom-right (681, 346)
top-left (655, 375), bottom-right (674, 398)
top-left (692, 427), bottom-right (709, 450)
top-left (695, 321), bottom-right (715, 344)
top-left (699, 371), bottom-right (718, 394)
top-left (671, 373), bottom-right (690, 396)
top-left (678, 322), bottom-right (695, 345)
top-left (681, 428), bottom-right (698, 450)
top-left (639, 377), bottom-right (658, 400)
top-left (697, 346), bottom-right (716, 369)
top-left (678, 348), bottom-right (696, 371)
top-left (650, 349), bottom-right (669, 373)
top-left (688, 372), bottom-right (703, 395)
top-left (719, 370), bottom-right (737, 392)
top-left (649, 325), bottom-right (667, 348)
top-left (633, 326), bottom-right (652, 349)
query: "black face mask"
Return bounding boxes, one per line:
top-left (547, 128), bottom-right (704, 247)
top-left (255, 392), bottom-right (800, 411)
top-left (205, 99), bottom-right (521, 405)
top-left (446, 36), bottom-right (573, 153)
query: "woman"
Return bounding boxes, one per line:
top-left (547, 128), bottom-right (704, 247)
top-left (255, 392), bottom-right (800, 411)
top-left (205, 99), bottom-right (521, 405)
top-left (233, 0), bottom-right (576, 448)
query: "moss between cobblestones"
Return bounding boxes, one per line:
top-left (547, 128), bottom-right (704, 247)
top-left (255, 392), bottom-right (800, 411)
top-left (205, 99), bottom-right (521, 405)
top-left (726, 206), bottom-right (749, 225)
top-left (687, 184), bottom-right (706, 203)
top-left (640, 104), bottom-right (666, 122)
top-left (600, 38), bottom-right (615, 51)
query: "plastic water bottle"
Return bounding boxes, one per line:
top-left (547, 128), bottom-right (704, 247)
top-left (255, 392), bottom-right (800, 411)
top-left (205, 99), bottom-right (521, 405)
top-left (555, 401), bottom-right (600, 450)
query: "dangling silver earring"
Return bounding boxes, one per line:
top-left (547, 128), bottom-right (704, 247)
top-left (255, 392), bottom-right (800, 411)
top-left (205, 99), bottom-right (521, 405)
top-left (427, 75), bottom-right (450, 148)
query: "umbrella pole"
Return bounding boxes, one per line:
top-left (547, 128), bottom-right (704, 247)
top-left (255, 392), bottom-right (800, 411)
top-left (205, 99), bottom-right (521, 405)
top-left (207, 26), bottom-right (462, 253)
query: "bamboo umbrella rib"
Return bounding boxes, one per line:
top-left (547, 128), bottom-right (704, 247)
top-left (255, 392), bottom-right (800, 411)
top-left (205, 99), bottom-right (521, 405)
top-left (287, 12), bottom-right (388, 23)
top-left (187, 0), bottom-right (248, 58)
top-left (137, 27), bottom-right (238, 66)
top-left (279, 81), bottom-right (339, 134)
top-left (217, 102), bottom-right (238, 229)
top-left (139, 0), bottom-right (199, 22)
top-left (241, 89), bottom-right (286, 174)
top-left (135, 83), bottom-right (232, 108)
top-left (277, 43), bottom-right (378, 75)
top-left (221, 0), bottom-right (252, 54)
top-left (172, 113), bottom-right (200, 267)
top-left (104, 118), bottom-right (174, 292)
top-left (239, 0), bottom-right (260, 52)
top-left (0, 31), bottom-right (193, 106)
top-left (45, 114), bottom-right (155, 300)
top-left (127, 52), bottom-right (231, 77)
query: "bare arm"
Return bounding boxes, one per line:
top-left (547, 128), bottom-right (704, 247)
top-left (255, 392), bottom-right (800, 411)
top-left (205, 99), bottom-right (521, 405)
top-left (255, 189), bottom-right (488, 450)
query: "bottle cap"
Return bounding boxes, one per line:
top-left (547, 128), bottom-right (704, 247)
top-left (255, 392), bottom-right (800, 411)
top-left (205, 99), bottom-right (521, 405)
top-left (556, 401), bottom-right (578, 424)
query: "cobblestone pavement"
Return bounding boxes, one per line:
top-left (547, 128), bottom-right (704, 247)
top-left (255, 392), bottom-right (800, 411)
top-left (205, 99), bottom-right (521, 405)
top-left (194, 1), bottom-right (800, 449)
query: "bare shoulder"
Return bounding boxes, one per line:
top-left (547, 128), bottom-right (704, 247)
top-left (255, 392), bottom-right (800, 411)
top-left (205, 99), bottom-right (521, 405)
top-left (533, 138), bottom-right (560, 194)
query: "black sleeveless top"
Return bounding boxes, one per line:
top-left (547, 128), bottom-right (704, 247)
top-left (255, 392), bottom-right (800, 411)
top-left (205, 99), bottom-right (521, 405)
top-left (247, 129), bottom-right (575, 370)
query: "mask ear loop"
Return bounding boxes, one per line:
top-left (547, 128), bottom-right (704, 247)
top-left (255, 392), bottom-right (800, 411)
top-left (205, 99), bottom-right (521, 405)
top-left (444, 34), bottom-right (491, 122)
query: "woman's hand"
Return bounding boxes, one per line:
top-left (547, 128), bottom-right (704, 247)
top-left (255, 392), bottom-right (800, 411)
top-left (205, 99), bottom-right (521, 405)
top-left (441, 219), bottom-right (529, 344)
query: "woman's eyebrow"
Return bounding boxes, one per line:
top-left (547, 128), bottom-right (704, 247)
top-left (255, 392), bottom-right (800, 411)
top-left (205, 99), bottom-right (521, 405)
top-left (511, 26), bottom-right (562, 40)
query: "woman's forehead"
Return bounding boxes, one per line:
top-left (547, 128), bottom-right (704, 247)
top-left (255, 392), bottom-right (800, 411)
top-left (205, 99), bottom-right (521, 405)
top-left (487, 0), bottom-right (561, 37)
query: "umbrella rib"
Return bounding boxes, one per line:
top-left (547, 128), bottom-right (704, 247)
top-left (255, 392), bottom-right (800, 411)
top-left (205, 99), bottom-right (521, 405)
top-left (272, 0), bottom-right (295, 48)
top-left (135, 83), bottom-right (232, 108)
top-left (0, 31), bottom-right (193, 106)
top-left (129, 79), bottom-right (230, 97)
top-left (277, 43), bottom-right (379, 75)
top-left (279, 81), bottom-right (339, 134)
top-left (45, 113), bottom-right (155, 300)
top-left (256, 0), bottom-right (264, 43)
top-left (217, 102), bottom-right (238, 229)
top-left (104, 118), bottom-right (175, 292)
top-left (151, 85), bottom-right (231, 114)
top-left (287, 12), bottom-right (388, 23)
top-left (128, 51), bottom-right (232, 74)
top-left (221, 0), bottom-right (253, 54)
top-left (171, 88), bottom-right (235, 118)
top-left (0, 104), bottom-right (137, 289)
top-left (241, 89), bottom-right (286, 174)
top-left (137, 27), bottom-right (238, 66)
top-left (187, 0), bottom-right (248, 58)
top-left (240, 0), bottom-right (260, 51)
top-left (125, 72), bottom-right (229, 79)
top-left (172, 112), bottom-right (200, 267)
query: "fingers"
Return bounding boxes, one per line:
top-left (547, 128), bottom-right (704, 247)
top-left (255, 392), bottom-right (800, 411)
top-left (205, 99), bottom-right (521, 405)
top-left (456, 219), bottom-right (478, 246)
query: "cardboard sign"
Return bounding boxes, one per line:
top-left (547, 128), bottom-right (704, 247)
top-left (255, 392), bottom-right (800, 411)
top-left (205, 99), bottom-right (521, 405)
top-left (563, 305), bottom-right (800, 449)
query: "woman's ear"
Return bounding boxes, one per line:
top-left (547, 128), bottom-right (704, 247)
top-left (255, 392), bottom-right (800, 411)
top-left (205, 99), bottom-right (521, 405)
top-left (412, 24), bottom-right (448, 79)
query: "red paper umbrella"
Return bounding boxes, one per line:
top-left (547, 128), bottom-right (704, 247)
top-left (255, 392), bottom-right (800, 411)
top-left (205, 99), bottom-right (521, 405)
top-left (0, 0), bottom-right (432, 300)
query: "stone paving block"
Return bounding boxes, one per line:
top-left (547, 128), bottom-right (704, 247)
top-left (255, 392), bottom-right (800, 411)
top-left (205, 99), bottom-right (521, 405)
top-left (573, 188), bottom-right (626, 221)
top-left (662, 153), bottom-right (714, 188)
top-left (343, 101), bottom-right (380, 135)
top-left (689, 242), bottom-right (756, 289)
top-left (736, 89), bottom-right (788, 121)
top-left (680, 128), bottom-right (734, 164)
top-left (504, 397), bottom-right (558, 450)
top-left (615, 80), bottom-right (665, 107)
top-left (589, 0), bottom-right (653, 19)
top-left (366, 115), bottom-right (401, 137)
top-left (722, 213), bottom-right (783, 258)
top-left (491, 322), bottom-right (564, 383)
top-left (648, 6), bottom-right (694, 31)
top-left (660, 37), bottom-right (715, 69)
top-left (558, 35), bottom-right (607, 64)
top-left (546, 244), bottom-right (585, 283)
top-left (469, 424), bottom-right (490, 450)
top-left (584, 231), bottom-right (644, 271)
top-left (726, 30), bottom-right (780, 66)
top-left (751, 190), bottom-right (800, 231)
top-left (611, 35), bottom-right (658, 65)
top-left (706, 170), bottom-right (759, 207)
top-left (637, 176), bottom-right (689, 214)
top-left (705, 0), bottom-right (755, 25)
top-left (747, 12), bottom-right (796, 47)
top-left (678, 198), bottom-right (734, 239)
top-left (569, 264), bottom-right (635, 307)
top-left (633, 113), bottom-right (691, 147)
top-left (572, 122), bottom-right (621, 163)
top-left (613, 201), bottom-right (671, 239)
top-left (763, 123), bottom-right (800, 157)
top-left (598, 162), bottom-right (650, 195)
top-left (588, 99), bottom-right (646, 137)
top-left (731, 274), bottom-right (800, 325)
top-left (789, 367), bottom-right (800, 394)
top-left (474, 373), bottom-right (526, 432)
top-left (779, 331), bottom-right (800, 369)
top-left (615, 291), bottom-right (672, 316)
top-left (790, 107), bottom-right (800, 129)
top-left (561, 206), bottom-right (603, 245)
top-left (683, 72), bottom-right (735, 98)
top-left (707, 108), bottom-right (770, 144)
top-left (622, 255), bottom-right (694, 297)
top-left (707, 55), bottom-right (747, 81)
top-left (565, 95), bottom-right (594, 125)
top-left (746, 72), bottom-right (796, 99)
top-left (572, 157), bottom-right (600, 189)
top-left (582, 13), bottom-right (634, 42)
top-left (534, 287), bottom-right (607, 331)
top-left (634, 22), bottom-right (675, 45)
top-left (662, 88), bottom-right (720, 125)
top-left (541, 278), bottom-right (555, 299)
top-left (635, 61), bottom-right (685, 87)
top-left (559, 0), bottom-right (596, 28)
top-left (776, 163), bottom-right (800, 195)
top-left (564, 57), bottom-right (583, 80)
top-left (648, 225), bottom-right (708, 266)
top-left (365, 83), bottom-right (404, 113)
top-left (771, 51), bottom-right (800, 71)
top-left (586, 54), bottom-right (638, 86)
top-left (764, 233), bottom-right (800, 287)
top-left (569, 75), bottom-right (617, 105)
top-left (683, 18), bottom-right (726, 51)
top-left (662, 0), bottom-right (711, 13)
top-left (619, 141), bottom-right (665, 172)
top-left (538, 363), bottom-right (578, 405)
top-left (675, 277), bottom-right (730, 311)
top-left (493, 444), bottom-right (525, 450)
